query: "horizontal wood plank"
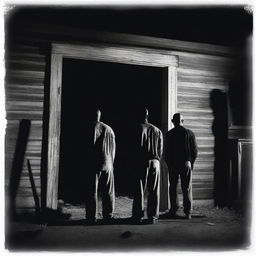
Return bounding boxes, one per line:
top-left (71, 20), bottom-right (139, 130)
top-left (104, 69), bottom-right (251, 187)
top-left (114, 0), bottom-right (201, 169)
top-left (53, 43), bottom-right (178, 67)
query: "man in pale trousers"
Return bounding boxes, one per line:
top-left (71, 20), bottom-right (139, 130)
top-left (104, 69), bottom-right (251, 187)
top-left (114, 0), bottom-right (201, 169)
top-left (85, 109), bottom-right (116, 224)
top-left (132, 108), bottom-right (163, 224)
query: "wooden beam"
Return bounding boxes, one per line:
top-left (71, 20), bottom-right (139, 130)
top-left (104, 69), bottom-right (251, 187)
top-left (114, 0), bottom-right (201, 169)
top-left (52, 43), bottom-right (178, 67)
top-left (46, 53), bottom-right (62, 210)
top-left (168, 66), bottom-right (177, 130)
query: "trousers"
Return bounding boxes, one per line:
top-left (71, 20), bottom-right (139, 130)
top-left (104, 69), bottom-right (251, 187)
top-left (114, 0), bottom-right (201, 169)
top-left (132, 159), bottom-right (160, 219)
top-left (168, 166), bottom-right (192, 214)
top-left (85, 170), bottom-right (115, 220)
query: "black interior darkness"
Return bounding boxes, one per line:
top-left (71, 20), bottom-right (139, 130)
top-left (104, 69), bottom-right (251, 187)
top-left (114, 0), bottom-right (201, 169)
top-left (58, 59), bottom-right (163, 204)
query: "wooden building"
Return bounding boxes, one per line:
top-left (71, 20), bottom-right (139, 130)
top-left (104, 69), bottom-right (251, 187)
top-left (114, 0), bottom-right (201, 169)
top-left (5, 7), bottom-right (252, 215)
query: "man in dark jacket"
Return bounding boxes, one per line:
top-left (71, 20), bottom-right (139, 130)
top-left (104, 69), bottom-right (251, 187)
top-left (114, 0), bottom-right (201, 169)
top-left (165, 113), bottom-right (198, 219)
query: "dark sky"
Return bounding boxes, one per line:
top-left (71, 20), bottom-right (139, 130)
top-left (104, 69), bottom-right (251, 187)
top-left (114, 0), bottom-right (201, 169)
top-left (6, 5), bottom-right (253, 47)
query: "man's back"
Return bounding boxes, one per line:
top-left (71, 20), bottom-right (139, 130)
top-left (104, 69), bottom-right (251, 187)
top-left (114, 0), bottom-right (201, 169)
top-left (139, 122), bottom-right (163, 162)
top-left (89, 121), bottom-right (115, 171)
top-left (165, 125), bottom-right (197, 168)
top-left (166, 125), bottom-right (187, 166)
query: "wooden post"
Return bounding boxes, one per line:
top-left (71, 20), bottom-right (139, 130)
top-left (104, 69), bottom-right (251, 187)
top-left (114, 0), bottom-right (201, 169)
top-left (46, 53), bottom-right (63, 209)
top-left (159, 66), bottom-right (177, 211)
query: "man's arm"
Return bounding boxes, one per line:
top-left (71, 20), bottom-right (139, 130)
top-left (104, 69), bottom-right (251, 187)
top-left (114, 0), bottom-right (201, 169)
top-left (112, 132), bottom-right (116, 162)
top-left (158, 130), bottom-right (164, 159)
top-left (189, 130), bottom-right (198, 165)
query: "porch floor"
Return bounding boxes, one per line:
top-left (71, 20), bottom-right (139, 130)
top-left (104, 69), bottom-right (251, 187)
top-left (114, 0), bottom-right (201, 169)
top-left (5, 196), bottom-right (251, 252)
top-left (62, 195), bottom-right (133, 220)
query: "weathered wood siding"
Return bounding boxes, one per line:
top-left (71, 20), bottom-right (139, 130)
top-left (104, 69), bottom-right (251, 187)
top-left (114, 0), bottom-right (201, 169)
top-left (5, 44), bottom-right (45, 212)
top-left (176, 53), bottom-right (232, 199)
top-left (5, 21), bottom-right (236, 212)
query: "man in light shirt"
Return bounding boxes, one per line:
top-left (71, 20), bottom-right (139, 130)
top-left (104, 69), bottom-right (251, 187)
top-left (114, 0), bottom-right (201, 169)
top-left (132, 108), bottom-right (163, 224)
top-left (85, 109), bottom-right (116, 224)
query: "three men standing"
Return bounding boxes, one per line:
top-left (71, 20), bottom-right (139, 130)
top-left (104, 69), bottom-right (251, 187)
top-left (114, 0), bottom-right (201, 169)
top-left (165, 113), bottom-right (198, 219)
top-left (85, 109), bottom-right (197, 223)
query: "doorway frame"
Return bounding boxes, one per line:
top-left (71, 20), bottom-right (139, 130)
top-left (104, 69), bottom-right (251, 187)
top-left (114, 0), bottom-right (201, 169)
top-left (46, 42), bottom-right (178, 209)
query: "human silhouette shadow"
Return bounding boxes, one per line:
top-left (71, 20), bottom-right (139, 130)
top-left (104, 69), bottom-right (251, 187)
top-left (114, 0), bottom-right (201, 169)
top-left (210, 89), bottom-right (229, 208)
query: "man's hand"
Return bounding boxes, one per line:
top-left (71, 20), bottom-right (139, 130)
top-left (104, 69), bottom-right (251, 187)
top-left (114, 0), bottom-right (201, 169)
top-left (185, 161), bottom-right (192, 169)
top-left (185, 161), bottom-right (192, 175)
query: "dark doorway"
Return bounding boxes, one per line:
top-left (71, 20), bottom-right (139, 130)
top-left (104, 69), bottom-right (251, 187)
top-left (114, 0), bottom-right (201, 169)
top-left (58, 58), bottom-right (163, 205)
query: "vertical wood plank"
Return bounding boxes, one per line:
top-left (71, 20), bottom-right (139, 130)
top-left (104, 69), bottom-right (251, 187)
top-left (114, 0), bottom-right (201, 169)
top-left (161, 68), bottom-right (169, 135)
top-left (160, 68), bottom-right (169, 211)
top-left (168, 66), bottom-right (178, 129)
top-left (159, 66), bottom-right (178, 212)
top-left (46, 53), bottom-right (62, 209)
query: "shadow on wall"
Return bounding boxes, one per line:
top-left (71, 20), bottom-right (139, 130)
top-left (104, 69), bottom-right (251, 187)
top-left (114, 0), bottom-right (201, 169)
top-left (210, 89), bottom-right (229, 208)
top-left (7, 119), bottom-right (50, 223)
top-left (8, 119), bottom-right (31, 219)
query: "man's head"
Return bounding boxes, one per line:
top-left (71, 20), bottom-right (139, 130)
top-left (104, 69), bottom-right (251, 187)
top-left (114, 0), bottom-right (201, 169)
top-left (137, 107), bottom-right (149, 123)
top-left (172, 113), bottom-right (184, 127)
top-left (95, 108), bottom-right (101, 122)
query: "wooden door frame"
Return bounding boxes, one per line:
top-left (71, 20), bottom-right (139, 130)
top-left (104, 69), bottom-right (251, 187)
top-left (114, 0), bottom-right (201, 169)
top-left (46, 42), bottom-right (178, 209)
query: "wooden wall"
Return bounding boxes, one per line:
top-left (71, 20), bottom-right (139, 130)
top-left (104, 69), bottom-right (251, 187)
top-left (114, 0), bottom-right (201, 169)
top-left (5, 20), bottom-right (236, 213)
top-left (176, 54), bottom-right (232, 199)
top-left (5, 44), bottom-right (45, 212)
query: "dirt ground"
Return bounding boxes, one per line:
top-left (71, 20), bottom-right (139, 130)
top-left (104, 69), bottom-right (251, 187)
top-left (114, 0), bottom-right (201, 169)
top-left (4, 196), bottom-right (252, 252)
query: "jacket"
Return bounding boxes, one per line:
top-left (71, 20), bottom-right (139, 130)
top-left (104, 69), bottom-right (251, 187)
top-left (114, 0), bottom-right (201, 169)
top-left (165, 125), bottom-right (198, 168)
